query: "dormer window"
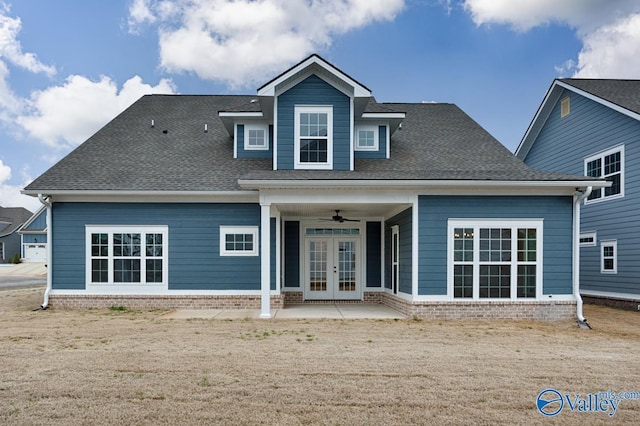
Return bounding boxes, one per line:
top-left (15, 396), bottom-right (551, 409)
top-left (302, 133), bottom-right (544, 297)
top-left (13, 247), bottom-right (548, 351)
top-left (294, 106), bottom-right (333, 169)
top-left (244, 124), bottom-right (268, 150)
top-left (355, 125), bottom-right (379, 151)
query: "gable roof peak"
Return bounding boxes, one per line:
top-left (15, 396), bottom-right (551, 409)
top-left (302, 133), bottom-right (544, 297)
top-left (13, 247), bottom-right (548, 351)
top-left (257, 53), bottom-right (371, 98)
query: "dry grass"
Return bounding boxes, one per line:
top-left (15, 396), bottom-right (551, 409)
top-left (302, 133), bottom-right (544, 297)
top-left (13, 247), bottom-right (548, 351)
top-left (0, 288), bottom-right (638, 425)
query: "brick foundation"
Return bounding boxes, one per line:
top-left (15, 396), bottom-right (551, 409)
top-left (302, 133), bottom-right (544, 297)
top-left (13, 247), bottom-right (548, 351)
top-left (49, 294), bottom-right (284, 310)
top-left (379, 293), bottom-right (576, 320)
top-left (582, 295), bottom-right (640, 311)
top-left (48, 291), bottom-right (576, 320)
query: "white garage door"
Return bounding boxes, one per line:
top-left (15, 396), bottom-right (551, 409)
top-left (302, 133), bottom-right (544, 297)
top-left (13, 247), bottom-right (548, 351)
top-left (25, 244), bottom-right (47, 262)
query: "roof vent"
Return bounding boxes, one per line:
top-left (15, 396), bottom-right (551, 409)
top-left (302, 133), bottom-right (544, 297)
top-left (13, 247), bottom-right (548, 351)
top-left (561, 96), bottom-right (570, 118)
top-left (250, 99), bottom-right (258, 103)
top-left (204, 123), bottom-right (208, 133)
top-left (151, 119), bottom-right (155, 128)
top-left (162, 130), bottom-right (168, 134)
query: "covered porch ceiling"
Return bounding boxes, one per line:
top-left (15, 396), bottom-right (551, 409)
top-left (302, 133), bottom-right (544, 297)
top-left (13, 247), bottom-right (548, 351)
top-left (275, 203), bottom-right (410, 220)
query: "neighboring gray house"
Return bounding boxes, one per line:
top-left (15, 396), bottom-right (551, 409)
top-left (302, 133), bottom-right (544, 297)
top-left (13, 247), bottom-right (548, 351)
top-left (516, 79), bottom-right (640, 309)
top-left (23, 55), bottom-right (604, 319)
top-left (0, 206), bottom-right (32, 263)
top-left (18, 206), bottom-right (47, 262)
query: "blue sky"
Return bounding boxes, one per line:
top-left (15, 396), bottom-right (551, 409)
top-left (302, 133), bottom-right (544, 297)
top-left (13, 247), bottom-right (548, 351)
top-left (2, 0), bottom-right (640, 210)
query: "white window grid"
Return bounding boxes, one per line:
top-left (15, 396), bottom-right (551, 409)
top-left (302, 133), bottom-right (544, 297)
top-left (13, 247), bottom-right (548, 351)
top-left (220, 226), bottom-right (259, 256)
top-left (448, 219), bottom-right (543, 300)
top-left (85, 225), bottom-right (168, 287)
top-left (601, 240), bottom-right (617, 274)
top-left (584, 145), bottom-right (624, 204)
top-left (294, 105), bottom-right (333, 170)
top-left (244, 123), bottom-right (269, 150)
top-left (579, 231), bottom-right (597, 247)
top-left (355, 125), bottom-right (379, 151)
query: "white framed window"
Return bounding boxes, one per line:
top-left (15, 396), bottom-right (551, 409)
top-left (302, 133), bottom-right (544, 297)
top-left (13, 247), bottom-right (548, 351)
top-left (244, 124), bottom-right (268, 150)
top-left (355, 125), bottom-right (379, 151)
top-left (294, 105), bottom-right (333, 169)
top-left (560, 96), bottom-right (570, 118)
top-left (448, 219), bottom-right (543, 300)
top-left (85, 226), bottom-right (168, 287)
top-left (579, 231), bottom-right (597, 247)
top-left (220, 226), bottom-right (259, 256)
top-left (585, 145), bottom-right (624, 203)
top-left (601, 240), bottom-right (617, 274)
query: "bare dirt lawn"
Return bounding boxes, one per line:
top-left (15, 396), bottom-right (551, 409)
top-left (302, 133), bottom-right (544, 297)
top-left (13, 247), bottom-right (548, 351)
top-left (1, 288), bottom-right (638, 425)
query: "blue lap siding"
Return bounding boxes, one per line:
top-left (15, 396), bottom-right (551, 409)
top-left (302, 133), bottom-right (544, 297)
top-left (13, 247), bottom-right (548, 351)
top-left (51, 202), bottom-right (275, 291)
top-left (366, 221), bottom-right (382, 287)
top-left (276, 74), bottom-right (351, 170)
top-left (236, 124), bottom-right (274, 158)
top-left (385, 208), bottom-right (412, 294)
top-left (522, 89), bottom-right (640, 297)
top-left (418, 195), bottom-right (574, 296)
top-left (354, 125), bottom-right (387, 159)
top-left (283, 221), bottom-right (300, 288)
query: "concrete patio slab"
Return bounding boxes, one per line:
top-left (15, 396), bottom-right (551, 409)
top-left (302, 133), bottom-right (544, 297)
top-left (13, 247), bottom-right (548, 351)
top-left (161, 304), bottom-right (406, 320)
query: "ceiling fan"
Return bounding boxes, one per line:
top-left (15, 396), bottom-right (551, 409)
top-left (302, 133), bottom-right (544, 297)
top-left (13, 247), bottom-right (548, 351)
top-left (319, 210), bottom-right (360, 223)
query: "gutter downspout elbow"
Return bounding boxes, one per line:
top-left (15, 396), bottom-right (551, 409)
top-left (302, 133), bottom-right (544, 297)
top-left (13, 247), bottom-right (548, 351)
top-left (574, 186), bottom-right (592, 328)
top-left (37, 194), bottom-right (52, 310)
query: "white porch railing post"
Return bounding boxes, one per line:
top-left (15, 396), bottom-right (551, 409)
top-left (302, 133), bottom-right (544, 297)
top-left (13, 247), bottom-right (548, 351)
top-left (260, 203), bottom-right (272, 319)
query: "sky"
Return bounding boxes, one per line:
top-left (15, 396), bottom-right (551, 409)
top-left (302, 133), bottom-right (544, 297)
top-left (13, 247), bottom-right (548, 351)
top-left (2, 0), bottom-right (640, 212)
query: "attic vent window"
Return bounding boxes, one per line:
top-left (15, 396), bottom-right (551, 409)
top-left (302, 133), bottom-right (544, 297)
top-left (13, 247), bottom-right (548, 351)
top-left (244, 124), bottom-right (268, 150)
top-left (560, 96), bottom-right (570, 118)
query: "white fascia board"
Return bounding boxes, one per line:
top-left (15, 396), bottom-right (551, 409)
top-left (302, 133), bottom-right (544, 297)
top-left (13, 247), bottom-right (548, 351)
top-left (218, 112), bottom-right (264, 118)
top-left (361, 113), bottom-right (406, 119)
top-left (258, 56), bottom-right (371, 98)
top-left (556, 80), bottom-right (640, 122)
top-left (238, 179), bottom-right (608, 191)
top-left (21, 190), bottom-right (259, 203)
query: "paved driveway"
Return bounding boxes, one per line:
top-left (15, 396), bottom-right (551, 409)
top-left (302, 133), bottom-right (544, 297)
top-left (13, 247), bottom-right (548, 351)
top-left (0, 276), bottom-right (46, 289)
top-left (0, 263), bottom-right (47, 289)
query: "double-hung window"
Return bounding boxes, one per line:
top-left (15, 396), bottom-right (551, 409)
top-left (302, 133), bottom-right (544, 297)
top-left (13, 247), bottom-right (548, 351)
top-left (294, 106), bottom-right (332, 169)
top-left (86, 226), bottom-right (168, 288)
top-left (585, 146), bottom-right (624, 203)
top-left (601, 240), bottom-right (617, 274)
top-left (449, 220), bottom-right (542, 299)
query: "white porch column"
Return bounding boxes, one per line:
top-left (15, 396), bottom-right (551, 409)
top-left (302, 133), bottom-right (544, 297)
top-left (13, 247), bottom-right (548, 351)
top-left (260, 203), bottom-right (272, 319)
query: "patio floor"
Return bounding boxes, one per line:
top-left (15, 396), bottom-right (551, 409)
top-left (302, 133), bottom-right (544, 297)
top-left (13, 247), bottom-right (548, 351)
top-left (162, 303), bottom-right (407, 320)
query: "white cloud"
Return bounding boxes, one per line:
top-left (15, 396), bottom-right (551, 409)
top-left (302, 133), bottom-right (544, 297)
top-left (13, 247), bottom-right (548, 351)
top-left (129, 0), bottom-right (405, 87)
top-left (0, 5), bottom-right (56, 76)
top-left (17, 75), bottom-right (175, 149)
top-left (128, 0), bottom-right (157, 34)
top-left (463, 0), bottom-right (639, 33)
top-left (573, 13), bottom-right (640, 78)
top-left (0, 160), bottom-right (39, 211)
top-left (462, 0), bottom-right (640, 78)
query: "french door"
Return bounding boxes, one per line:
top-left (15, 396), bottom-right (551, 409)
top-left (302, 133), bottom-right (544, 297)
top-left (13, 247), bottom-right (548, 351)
top-left (305, 237), bottom-right (360, 300)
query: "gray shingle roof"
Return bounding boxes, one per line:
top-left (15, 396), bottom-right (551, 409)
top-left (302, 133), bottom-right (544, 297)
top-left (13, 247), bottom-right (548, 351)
top-left (0, 206), bottom-right (32, 237)
top-left (560, 79), bottom-right (640, 116)
top-left (24, 95), bottom-right (590, 194)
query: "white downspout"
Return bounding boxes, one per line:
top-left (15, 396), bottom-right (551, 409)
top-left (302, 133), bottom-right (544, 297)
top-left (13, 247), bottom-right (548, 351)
top-left (573, 186), bottom-right (592, 326)
top-left (37, 194), bottom-right (52, 310)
